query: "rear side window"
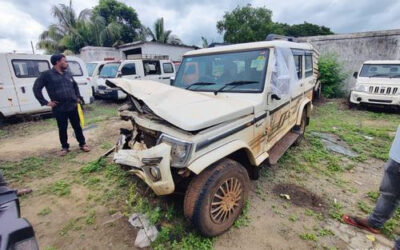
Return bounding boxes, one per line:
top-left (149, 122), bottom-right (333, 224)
top-left (143, 61), bottom-right (161, 75)
top-left (12, 60), bottom-right (50, 78)
top-left (121, 63), bottom-right (136, 76)
top-left (293, 55), bottom-right (302, 79)
top-left (163, 63), bottom-right (174, 73)
top-left (305, 55), bottom-right (313, 77)
top-left (68, 61), bottom-right (83, 76)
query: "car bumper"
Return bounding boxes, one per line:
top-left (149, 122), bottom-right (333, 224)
top-left (349, 91), bottom-right (400, 106)
top-left (113, 138), bottom-right (175, 196)
top-left (96, 88), bottom-right (127, 100)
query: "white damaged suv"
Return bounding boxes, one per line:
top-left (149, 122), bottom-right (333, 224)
top-left (107, 40), bottom-right (319, 236)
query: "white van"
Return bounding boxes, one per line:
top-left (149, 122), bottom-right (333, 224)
top-left (86, 60), bottom-right (117, 96)
top-left (96, 59), bottom-right (175, 100)
top-left (350, 60), bottom-right (400, 107)
top-left (0, 53), bottom-right (93, 120)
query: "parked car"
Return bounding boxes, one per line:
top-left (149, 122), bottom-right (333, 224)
top-left (0, 53), bottom-right (93, 121)
top-left (349, 60), bottom-right (400, 108)
top-left (107, 40), bottom-right (319, 236)
top-left (86, 60), bottom-right (117, 97)
top-left (96, 59), bottom-right (175, 100)
top-left (0, 170), bottom-right (38, 250)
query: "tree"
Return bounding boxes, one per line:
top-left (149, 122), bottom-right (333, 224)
top-left (201, 37), bottom-right (209, 48)
top-left (216, 4), bottom-right (334, 43)
top-left (37, 1), bottom-right (91, 54)
top-left (91, 0), bottom-right (141, 45)
top-left (147, 17), bottom-right (182, 44)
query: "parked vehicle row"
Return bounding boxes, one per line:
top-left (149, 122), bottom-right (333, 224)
top-left (86, 59), bottom-right (176, 100)
top-left (0, 53), bottom-right (92, 120)
top-left (108, 39), bottom-right (320, 236)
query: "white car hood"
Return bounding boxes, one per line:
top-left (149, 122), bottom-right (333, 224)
top-left (107, 78), bottom-right (254, 131)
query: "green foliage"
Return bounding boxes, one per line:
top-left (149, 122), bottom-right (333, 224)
top-left (59, 218), bottom-right (82, 236)
top-left (329, 202), bottom-right (343, 221)
top-left (357, 201), bottom-right (372, 214)
top-left (85, 211), bottom-right (96, 225)
top-left (1, 157), bottom-right (50, 182)
top-left (318, 53), bottom-right (347, 98)
top-left (367, 191), bottom-right (380, 202)
top-left (289, 214), bottom-right (298, 222)
top-left (80, 159), bottom-right (106, 174)
top-left (216, 4), bottom-right (333, 43)
top-left (299, 233), bottom-right (318, 241)
top-left (146, 17), bottom-right (182, 44)
top-left (319, 229), bottom-right (334, 237)
top-left (49, 180), bottom-right (71, 196)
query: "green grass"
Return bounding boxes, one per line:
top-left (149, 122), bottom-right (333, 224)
top-left (289, 214), bottom-right (298, 222)
top-left (45, 180), bottom-right (71, 196)
top-left (329, 202), bottom-right (344, 221)
top-left (59, 218), bottom-right (82, 236)
top-left (0, 157), bottom-right (59, 183)
top-left (38, 207), bottom-right (52, 216)
top-left (85, 210), bottom-right (96, 225)
top-left (299, 233), bottom-right (318, 242)
top-left (233, 200), bottom-right (251, 228)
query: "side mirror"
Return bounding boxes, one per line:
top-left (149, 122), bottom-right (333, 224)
top-left (353, 72), bottom-right (358, 79)
top-left (271, 93), bottom-right (281, 101)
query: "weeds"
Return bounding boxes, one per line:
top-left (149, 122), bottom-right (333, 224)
top-left (233, 200), bottom-right (251, 228)
top-left (45, 180), bottom-right (71, 196)
top-left (59, 218), bottom-right (82, 236)
top-left (329, 202), bottom-right (344, 221)
top-left (299, 233), bottom-right (318, 242)
top-left (85, 211), bottom-right (96, 225)
top-left (38, 207), bottom-right (52, 216)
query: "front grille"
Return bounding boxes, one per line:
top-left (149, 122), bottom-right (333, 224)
top-left (368, 86), bottom-right (398, 95)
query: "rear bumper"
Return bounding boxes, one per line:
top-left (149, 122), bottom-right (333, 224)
top-left (349, 91), bottom-right (400, 106)
top-left (113, 140), bottom-right (175, 195)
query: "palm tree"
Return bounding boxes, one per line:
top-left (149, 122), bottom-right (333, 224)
top-left (201, 36), bottom-right (209, 48)
top-left (147, 17), bottom-right (182, 44)
top-left (37, 1), bottom-right (92, 54)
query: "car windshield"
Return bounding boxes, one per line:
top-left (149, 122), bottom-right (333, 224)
top-left (173, 49), bottom-right (269, 93)
top-left (86, 63), bottom-right (97, 77)
top-left (99, 63), bottom-right (120, 78)
top-left (360, 64), bottom-right (400, 78)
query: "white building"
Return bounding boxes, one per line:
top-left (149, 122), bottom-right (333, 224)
top-left (79, 41), bottom-right (197, 63)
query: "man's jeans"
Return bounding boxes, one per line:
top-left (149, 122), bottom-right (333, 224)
top-left (368, 159), bottom-right (400, 249)
top-left (53, 107), bottom-right (86, 149)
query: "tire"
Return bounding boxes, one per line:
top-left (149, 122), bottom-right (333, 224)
top-left (313, 84), bottom-right (321, 100)
top-left (183, 158), bottom-right (250, 237)
top-left (292, 109), bottom-right (307, 146)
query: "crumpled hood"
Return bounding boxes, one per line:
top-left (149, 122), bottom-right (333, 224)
top-left (106, 78), bottom-right (254, 131)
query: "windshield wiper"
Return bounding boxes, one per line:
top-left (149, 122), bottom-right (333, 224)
top-left (185, 81), bottom-right (216, 90)
top-left (213, 80), bottom-right (258, 95)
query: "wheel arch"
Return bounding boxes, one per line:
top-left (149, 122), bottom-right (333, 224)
top-left (187, 140), bottom-right (256, 175)
top-left (296, 99), bottom-right (312, 126)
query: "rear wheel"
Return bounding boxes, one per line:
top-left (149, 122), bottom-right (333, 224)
top-left (183, 158), bottom-right (250, 237)
top-left (293, 109), bottom-right (307, 146)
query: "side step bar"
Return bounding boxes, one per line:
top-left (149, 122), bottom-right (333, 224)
top-left (268, 132), bottom-right (299, 165)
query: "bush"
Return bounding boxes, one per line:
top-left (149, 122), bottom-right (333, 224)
top-left (318, 53), bottom-right (347, 98)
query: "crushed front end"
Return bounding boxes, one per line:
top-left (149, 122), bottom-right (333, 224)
top-left (113, 100), bottom-right (194, 196)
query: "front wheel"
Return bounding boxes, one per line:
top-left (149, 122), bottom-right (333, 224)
top-left (183, 159), bottom-right (250, 237)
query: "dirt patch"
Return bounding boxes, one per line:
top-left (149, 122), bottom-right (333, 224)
top-left (272, 183), bottom-right (326, 213)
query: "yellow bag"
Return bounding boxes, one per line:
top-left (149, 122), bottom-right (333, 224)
top-left (77, 103), bottom-right (85, 128)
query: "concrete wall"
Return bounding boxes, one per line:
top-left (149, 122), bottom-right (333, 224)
top-left (79, 46), bottom-right (121, 62)
top-left (297, 29), bottom-right (400, 90)
top-left (141, 43), bottom-right (194, 62)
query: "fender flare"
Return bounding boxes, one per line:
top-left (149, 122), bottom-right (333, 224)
top-left (187, 140), bottom-right (256, 175)
top-left (296, 98), bottom-right (312, 125)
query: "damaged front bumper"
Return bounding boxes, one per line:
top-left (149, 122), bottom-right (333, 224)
top-left (113, 135), bottom-right (175, 195)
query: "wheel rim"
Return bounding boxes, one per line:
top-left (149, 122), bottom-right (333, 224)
top-left (210, 177), bottom-right (242, 224)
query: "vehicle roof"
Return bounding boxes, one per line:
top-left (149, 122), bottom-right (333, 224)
top-left (364, 60), bottom-right (400, 64)
top-left (87, 60), bottom-right (118, 64)
top-left (184, 40), bottom-right (314, 56)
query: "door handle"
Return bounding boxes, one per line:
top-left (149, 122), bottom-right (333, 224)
top-left (21, 86), bottom-right (26, 93)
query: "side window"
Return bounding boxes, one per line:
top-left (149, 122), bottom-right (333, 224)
top-left (68, 61), bottom-right (83, 76)
top-left (12, 60), bottom-right (50, 78)
top-left (163, 63), bottom-right (174, 73)
top-left (293, 55), bottom-right (302, 79)
top-left (121, 63), bottom-right (136, 76)
top-left (305, 55), bottom-right (313, 78)
top-left (143, 61), bottom-right (161, 75)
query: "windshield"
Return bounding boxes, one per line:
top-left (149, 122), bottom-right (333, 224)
top-left (99, 63), bottom-right (120, 78)
top-left (173, 49), bottom-right (269, 93)
top-left (86, 63), bottom-right (97, 77)
top-left (360, 64), bottom-right (400, 78)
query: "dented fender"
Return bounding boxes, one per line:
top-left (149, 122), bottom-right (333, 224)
top-left (188, 140), bottom-right (256, 175)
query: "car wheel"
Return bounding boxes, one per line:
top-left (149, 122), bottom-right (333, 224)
top-left (293, 109), bottom-right (307, 146)
top-left (183, 158), bottom-right (250, 237)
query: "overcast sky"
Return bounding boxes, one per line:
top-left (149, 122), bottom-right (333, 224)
top-left (1, 0), bottom-right (400, 53)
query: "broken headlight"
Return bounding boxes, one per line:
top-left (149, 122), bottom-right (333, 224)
top-left (158, 134), bottom-right (193, 168)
